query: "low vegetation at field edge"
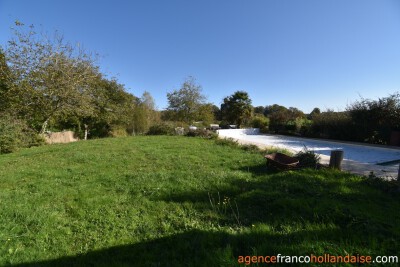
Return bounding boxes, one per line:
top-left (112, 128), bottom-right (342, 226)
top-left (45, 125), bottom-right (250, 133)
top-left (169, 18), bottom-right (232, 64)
top-left (0, 136), bottom-right (398, 266)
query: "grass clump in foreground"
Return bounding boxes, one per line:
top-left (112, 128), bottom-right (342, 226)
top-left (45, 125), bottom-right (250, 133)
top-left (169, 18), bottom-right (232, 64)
top-left (0, 136), bottom-right (399, 266)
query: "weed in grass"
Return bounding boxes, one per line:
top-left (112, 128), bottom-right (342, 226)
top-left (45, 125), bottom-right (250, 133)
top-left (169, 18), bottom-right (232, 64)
top-left (208, 192), bottom-right (241, 228)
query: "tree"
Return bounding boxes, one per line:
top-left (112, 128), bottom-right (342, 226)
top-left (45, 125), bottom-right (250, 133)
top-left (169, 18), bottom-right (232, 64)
top-left (211, 104), bottom-right (222, 121)
top-left (265, 105), bottom-right (305, 132)
top-left (166, 76), bottom-right (206, 124)
top-left (312, 110), bottom-right (354, 140)
top-left (197, 103), bottom-right (216, 126)
top-left (287, 107), bottom-right (305, 120)
top-left (253, 106), bottom-right (265, 115)
top-left (264, 104), bottom-right (288, 129)
top-left (221, 91), bottom-right (252, 127)
top-left (308, 107), bottom-right (321, 120)
top-left (250, 114), bottom-right (269, 132)
top-left (2, 22), bottom-right (100, 133)
top-left (89, 77), bottom-right (137, 137)
top-left (133, 91), bottom-right (158, 135)
top-left (264, 104), bottom-right (287, 116)
top-left (0, 50), bottom-right (12, 112)
top-left (56, 76), bottom-right (137, 139)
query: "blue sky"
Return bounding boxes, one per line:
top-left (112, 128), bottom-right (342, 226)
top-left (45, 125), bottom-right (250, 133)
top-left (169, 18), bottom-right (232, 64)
top-left (1, 0), bottom-right (399, 112)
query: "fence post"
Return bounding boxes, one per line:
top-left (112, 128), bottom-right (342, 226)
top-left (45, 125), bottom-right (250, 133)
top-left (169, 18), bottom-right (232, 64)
top-left (329, 150), bottom-right (344, 170)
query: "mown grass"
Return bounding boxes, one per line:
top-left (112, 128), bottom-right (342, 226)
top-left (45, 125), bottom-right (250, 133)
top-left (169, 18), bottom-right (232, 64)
top-left (0, 136), bottom-right (399, 266)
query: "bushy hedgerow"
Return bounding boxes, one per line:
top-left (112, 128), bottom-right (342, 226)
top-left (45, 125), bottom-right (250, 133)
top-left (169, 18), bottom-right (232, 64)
top-left (0, 114), bottom-right (45, 154)
top-left (185, 129), bottom-right (218, 139)
top-left (147, 122), bottom-right (176, 135)
top-left (250, 115), bottom-right (269, 133)
top-left (311, 111), bottom-right (356, 140)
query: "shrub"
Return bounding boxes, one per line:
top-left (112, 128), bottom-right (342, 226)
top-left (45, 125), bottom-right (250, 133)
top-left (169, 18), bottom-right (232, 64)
top-left (110, 126), bottom-right (128, 137)
top-left (284, 123), bottom-right (296, 132)
top-left (0, 114), bottom-right (44, 154)
top-left (299, 120), bottom-right (313, 136)
top-left (295, 146), bottom-right (321, 169)
top-left (185, 129), bottom-right (217, 139)
top-left (311, 111), bottom-right (355, 140)
top-left (147, 122), bottom-right (176, 135)
top-left (250, 115), bottom-right (269, 133)
top-left (347, 92), bottom-right (400, 144)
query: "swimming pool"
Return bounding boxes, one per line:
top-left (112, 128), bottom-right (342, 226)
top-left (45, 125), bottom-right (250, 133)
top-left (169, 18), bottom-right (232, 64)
top-left (217, 129), bottom-right (400, 165)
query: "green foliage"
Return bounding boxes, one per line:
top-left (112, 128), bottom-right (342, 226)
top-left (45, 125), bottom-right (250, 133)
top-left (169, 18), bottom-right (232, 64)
top-left (110, 126), bottom-right (129, 137)
top-left (267, 105), bottom-right (306, 134)
top-left (0, 50), bottom-right (12, 112)
top-left (185, 129), bottom-right (217, 139)
top-left (253, 105), bottom-right (265, 115)
top-left (147, 122), bottom-right (176, 135)
top-left (347, 92), bottom-right (400, 144)
top-left (311, 110), bottom-right (355, 140)
top-left (166, 76), bottom-right (206, 123)
top-left (308, 107), bottom-right (321, 120)
top-left (0, 119), bottom-right (24, 154)
top-left (3, 23), bottom-right (101, 133)
top-left (0, 136), bottom-right (398, 265)
top-left (1, 23), bottom-right (143, 141)
top-left (305, 93), bottom-right (400, 144)
top-left (0, 114), bottom-right (44, 154)
top-left (211, 104), bottom-right (222, 121)
top-left (132, 91), bottom-right (159, 135)
top-left (221, 91), bottom-right (252, 127)
top-left (295, 146), bottom-right (321, 168)
top-left (250, 115), bottom-right (269, 133)
top-left (61, 77), bottom-right (138, 139)
top-left (298, 119), bottom-right (313, 136)
top-left (196, 103), bottom-right (216, 126)
top-left (266, 105), bottom-right (289, 132)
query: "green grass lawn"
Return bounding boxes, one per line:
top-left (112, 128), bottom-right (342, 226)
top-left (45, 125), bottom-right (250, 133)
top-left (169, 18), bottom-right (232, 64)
top-left (0, 136), bottom-right (399, 266)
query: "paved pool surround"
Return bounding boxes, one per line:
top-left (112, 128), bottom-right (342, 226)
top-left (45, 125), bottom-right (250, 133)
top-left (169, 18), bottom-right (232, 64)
top-left (217, 129), bottom-right (400, 180)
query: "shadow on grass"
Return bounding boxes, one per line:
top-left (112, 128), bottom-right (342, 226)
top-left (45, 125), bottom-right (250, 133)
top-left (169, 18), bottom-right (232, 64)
top-left (11, 164), bottom-right (400, 267)
top-left (12, 227), bottom-right (347, 267)
top-left (154, 166), bottom-right (400, 251)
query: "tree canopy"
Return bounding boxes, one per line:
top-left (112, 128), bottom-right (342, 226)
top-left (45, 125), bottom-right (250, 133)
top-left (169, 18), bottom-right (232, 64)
top-left (2, 23), bottom-right (101, 133)
top-left (166, 76), bottom-right (206, 124)
top-left (221, 91), bottom-right (252, 127)
top-left (0, 22), bottom-right (153, 141)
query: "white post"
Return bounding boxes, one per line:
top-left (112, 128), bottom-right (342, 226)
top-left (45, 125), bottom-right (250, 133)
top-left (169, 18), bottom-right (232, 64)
top-left (84, 124), bottom-right (88, 140)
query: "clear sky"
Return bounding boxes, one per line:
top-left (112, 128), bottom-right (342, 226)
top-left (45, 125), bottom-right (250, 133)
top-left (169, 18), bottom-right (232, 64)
top-left (1, 0), bottom-right (399, 112)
